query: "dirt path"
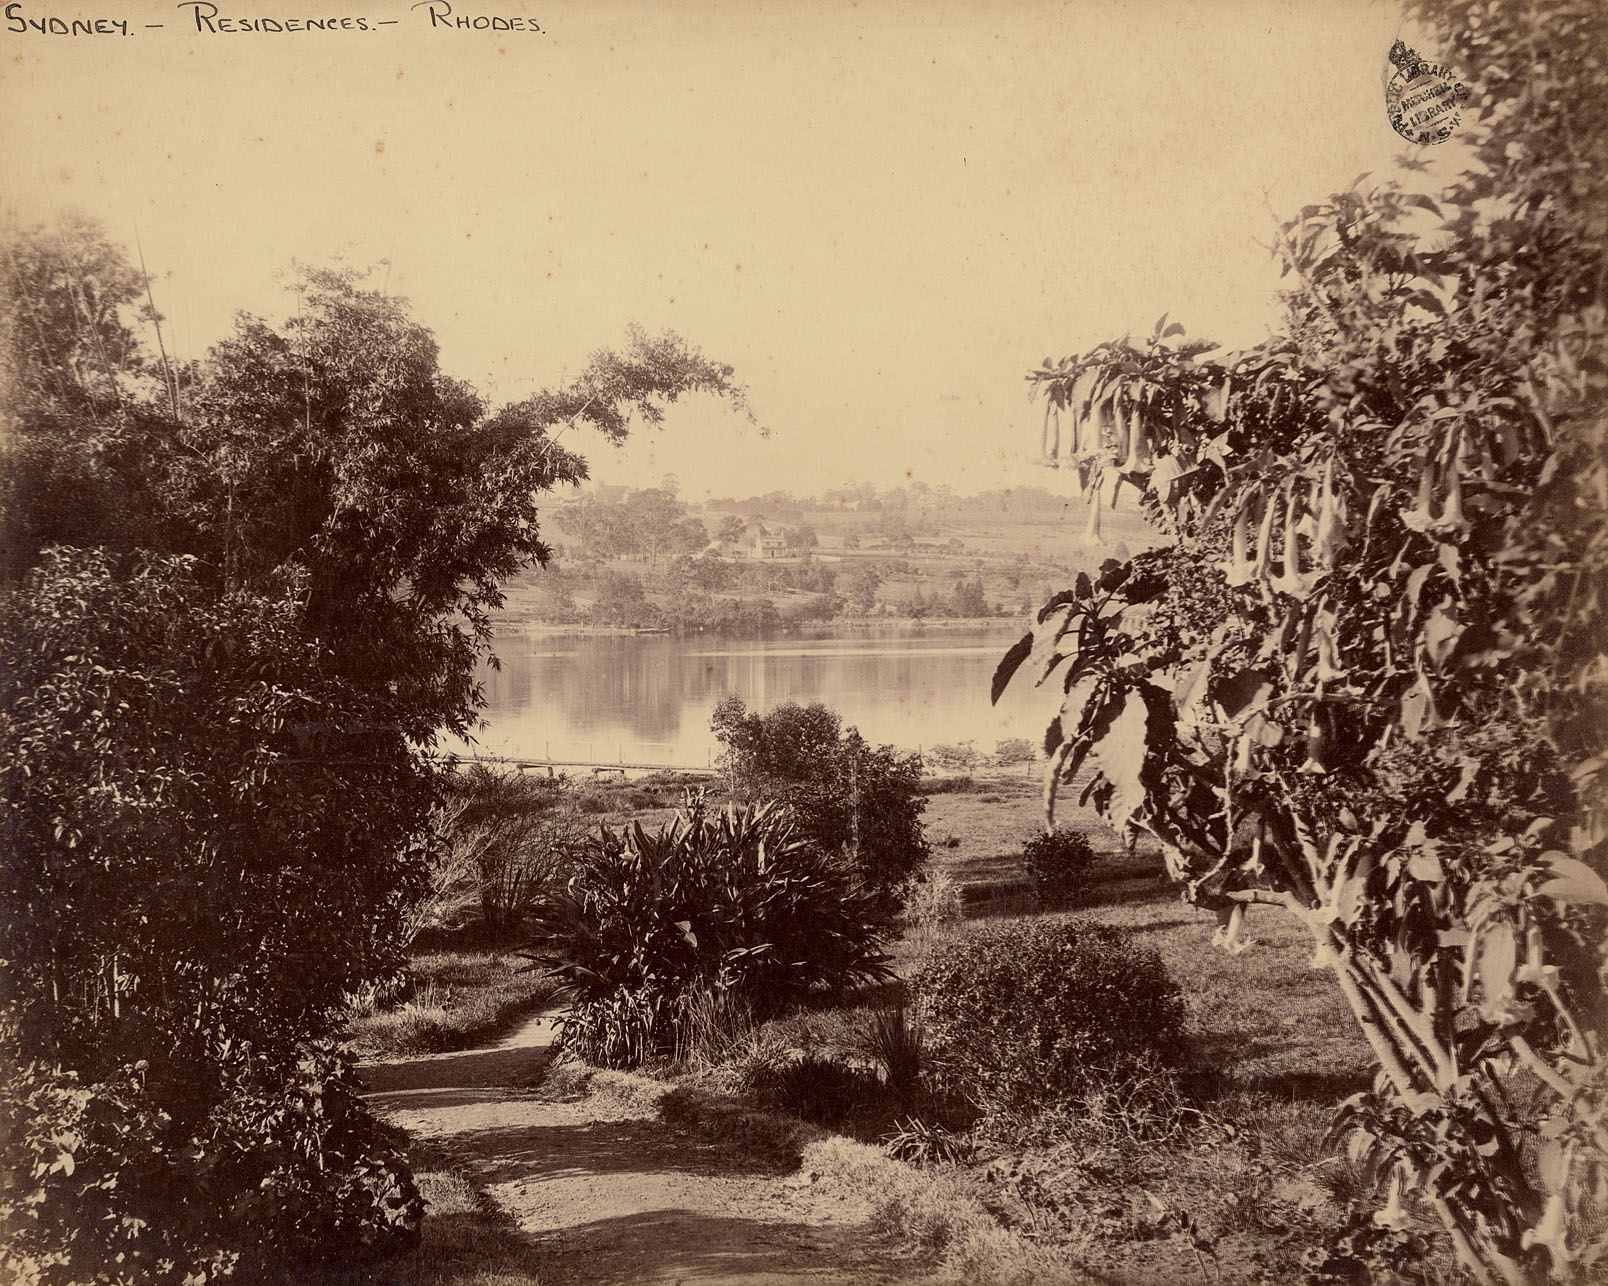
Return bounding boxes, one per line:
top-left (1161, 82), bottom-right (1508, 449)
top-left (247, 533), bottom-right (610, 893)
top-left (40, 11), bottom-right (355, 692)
top-left (360, 1015), bottom-right (923, 1285)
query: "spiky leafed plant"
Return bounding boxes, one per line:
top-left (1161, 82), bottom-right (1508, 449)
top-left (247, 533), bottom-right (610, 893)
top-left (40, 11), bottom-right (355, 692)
top-left (527, 793), bottom-right (893, 1066)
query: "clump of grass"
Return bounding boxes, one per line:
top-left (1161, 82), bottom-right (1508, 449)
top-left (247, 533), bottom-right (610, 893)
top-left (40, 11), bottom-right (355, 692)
top-left (802, 1135), bottom-right (1071, 1280)
top-left (897, 868), bottom-right (964, 963)
top-left (346, 953), bottom-right (560, 1056)
top-left (855, 1005), bottom-right (924, 1095)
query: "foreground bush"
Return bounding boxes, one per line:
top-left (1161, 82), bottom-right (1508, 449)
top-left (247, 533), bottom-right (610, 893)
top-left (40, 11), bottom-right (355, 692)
top-left (1022, 829), bottom-right (1096, 909)
top-left (912, 918), bottom-right (1185, 1115)
top-left (0, 1046), bottom-right (422, 1286)
top-left (531, 796), bottom-right (893, 1067)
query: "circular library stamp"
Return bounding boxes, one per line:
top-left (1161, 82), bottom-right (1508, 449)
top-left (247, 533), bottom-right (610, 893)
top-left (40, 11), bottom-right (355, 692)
top-left (1385, 39), bottom-right (1469, 145)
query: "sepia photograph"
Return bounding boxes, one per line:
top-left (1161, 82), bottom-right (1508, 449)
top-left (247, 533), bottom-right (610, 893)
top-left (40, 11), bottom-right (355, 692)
top-left (2, 0), bottom-right (1604, 1282)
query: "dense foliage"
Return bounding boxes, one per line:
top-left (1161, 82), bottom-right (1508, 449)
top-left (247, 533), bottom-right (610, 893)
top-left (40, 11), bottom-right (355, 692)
top-left (911, 919), bottom-right (1186, 1116)
top-left (1022, 828), bottom-right (1098, 910)
top-left (1002, 1), bottom-right (1608, 1278)
top-left (711, 697), bottom-right (929, 914)
top-left (557, 487), bottom-right (708, 569)
top-left (530, 796), bottom-right (893, 1068)
top-left (0, 1046), bottom-right (421, 1285)
top-left (0, 216), bottom-right (747, 1278)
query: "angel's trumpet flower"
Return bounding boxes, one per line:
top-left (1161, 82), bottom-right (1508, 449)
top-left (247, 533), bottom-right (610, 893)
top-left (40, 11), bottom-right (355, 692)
top-left (1223, 497), bottom-right (1257, 586)
top-left (1040, 400), bottom-right (1059, 464)
top-left (1313, 459), bottom-right (1350, 566)
top-left (1402, 456), bottom-right (1439, 532)
top-left (1436, 440), bottom-right (1469, 534)
top-left (1119, 401), bottom-right (1152, 473)
top-left (1083, 492), bottom-right (1105, 545)
top-left (1271, 482), bottom-right (1314, 600)
top-left (1252, 488), bottom-right (1279, 582)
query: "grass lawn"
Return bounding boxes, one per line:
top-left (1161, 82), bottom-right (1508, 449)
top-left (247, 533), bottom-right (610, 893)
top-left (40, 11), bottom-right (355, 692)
top-left (345, 953), bottom-right (560, 1058)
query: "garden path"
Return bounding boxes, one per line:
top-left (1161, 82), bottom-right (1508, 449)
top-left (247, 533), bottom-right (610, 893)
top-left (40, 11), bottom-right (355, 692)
top-left (361, 1014), bottom-right (922, 1285)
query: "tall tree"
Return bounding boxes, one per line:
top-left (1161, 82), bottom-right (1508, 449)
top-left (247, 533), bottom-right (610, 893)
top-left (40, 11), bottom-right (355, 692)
top-left (1, 230), bottom-right (750, 1281)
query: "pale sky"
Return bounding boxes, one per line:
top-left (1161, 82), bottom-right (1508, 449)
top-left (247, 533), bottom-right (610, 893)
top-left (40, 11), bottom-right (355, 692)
top-left (2, 0), bottom-right (1453, 500)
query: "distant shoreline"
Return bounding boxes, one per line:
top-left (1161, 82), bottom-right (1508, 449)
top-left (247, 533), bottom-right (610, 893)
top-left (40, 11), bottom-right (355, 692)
top-left (488, 615), bottom-right (1027, 637)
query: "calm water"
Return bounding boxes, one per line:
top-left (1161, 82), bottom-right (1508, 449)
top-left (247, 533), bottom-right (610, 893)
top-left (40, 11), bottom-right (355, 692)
top-left (454, 623), bottom-right (1048, 767)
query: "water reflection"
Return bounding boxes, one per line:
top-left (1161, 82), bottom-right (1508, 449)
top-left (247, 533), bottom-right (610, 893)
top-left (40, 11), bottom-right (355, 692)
top-left (459, 624), bottom-right (1044, 767)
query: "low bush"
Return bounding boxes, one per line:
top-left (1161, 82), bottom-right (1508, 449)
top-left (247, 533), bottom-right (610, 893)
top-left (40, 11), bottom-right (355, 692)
top-left (1022, 828), bottom-right (1096, 909)
top-left (0, 1046), bottom-right (422, 1286)
top-left (911, 918), bottom-right (1186, 1116)
top-left (530, 795), bottom-right (893, 1068)
top-left (919, 775), bottom-right (980, 795)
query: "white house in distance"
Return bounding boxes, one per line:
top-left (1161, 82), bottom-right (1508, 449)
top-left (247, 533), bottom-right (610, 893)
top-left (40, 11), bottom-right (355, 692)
top-left (701, 522), bottom-right (788, 560)
top-left (748, 525), bottom-right (787, 558)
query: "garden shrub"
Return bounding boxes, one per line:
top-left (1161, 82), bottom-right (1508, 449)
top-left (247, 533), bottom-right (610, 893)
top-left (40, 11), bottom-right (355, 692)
top-left (911, 918), bottom-right (1185, 1115)
top-left (530, 795), bottom-right (893, 1067)
top-left (0, 1046), bottom-right (422, 1286)
top-left (711, 697), bottom-right (928, 915)
top-left (1022, 829), bottom-right (1096, 909)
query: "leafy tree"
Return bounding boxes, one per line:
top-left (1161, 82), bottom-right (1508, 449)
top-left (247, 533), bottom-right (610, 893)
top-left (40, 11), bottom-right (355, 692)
top-left (783, 523), bottom-right (819, 555)
top-left (557, 488), bottom-right (706, 569)
top-left (951, 575), bottom-right (989, 618)
top-left (588, 569), bottom-right (658, 628)
top-left (0, 221), bottom-right (749, 1278)
top-left (711, 697), bottom-right (928, 913)
top-left (999, 3), bottom-right (1607, 1278)
top-left (673, 551), bottom-right (734, 595)
top-left (845, 562), bottom-right (882, 612)
top-left (716, 513), bottom-right (747, 545)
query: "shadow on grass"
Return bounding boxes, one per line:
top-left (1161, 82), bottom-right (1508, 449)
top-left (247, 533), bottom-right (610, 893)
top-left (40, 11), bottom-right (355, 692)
top-left (1181, 1028), bottom-right (1372, 1104)
top-left (423, 1114), bottom-right (792, 1188)
top-left (360, 1033), bottom-right (556, 1104)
